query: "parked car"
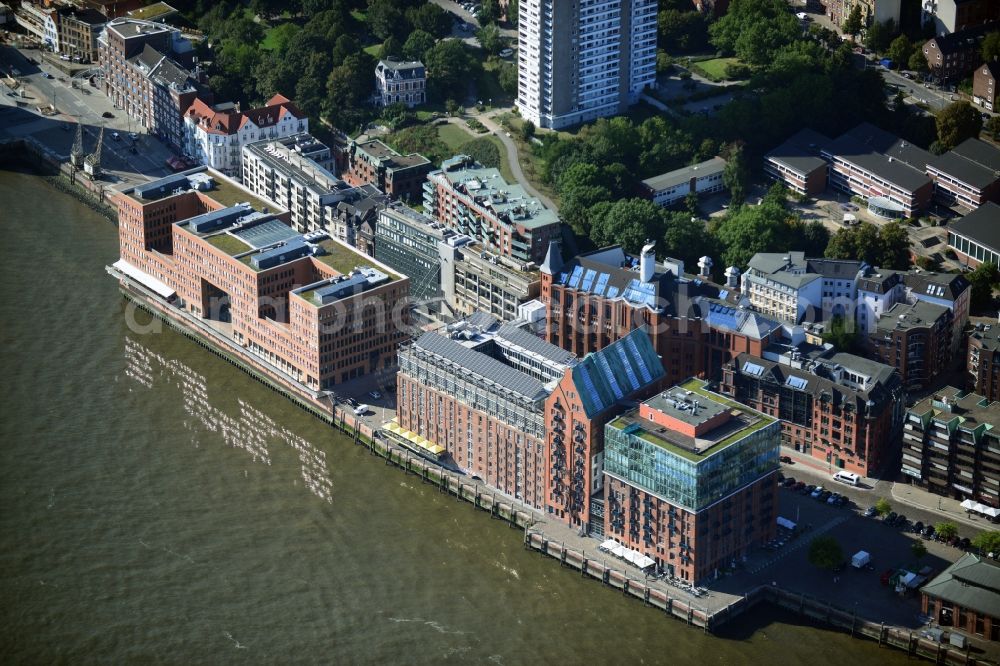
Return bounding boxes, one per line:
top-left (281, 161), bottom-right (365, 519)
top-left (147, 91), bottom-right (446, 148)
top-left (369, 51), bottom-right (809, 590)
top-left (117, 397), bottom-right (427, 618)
top-left (864, 506), bottom-right (878, 517)
top-left (369, 390), bottom-right (382, 400)
top-left (960, 537), bottom-right (971, 550)
top-left (101, 111), bottom-right (114, 118)
top-left (803, 484), bottom-right (816, 496)
top-left (885, 511), bottom-right (898, 524)
top-left (923, 525), bottom-right (936, 539)
top-left (499, 48), bottom-right (514, 58)
top-left (835, 495), bottom-right (850, 507)
top-left (111, 131), bottom-right (120, 140)
top-left (353, 404), bottom-right (369, 416)
top-left (896, 515), bottom-right (908, 529)
top-left (810, 486), bottom-right (824, 499)
top-left (818, 490), bottom-right (832, 502)
top-left (794, 481), bottom-right (806, 492)
top-left (345, 397), bottom-right (358, 407)
top-left (129, 132), bottom-right (138, 140)
top-left (779, 455), bottom-right (792, 464)
top-left (783, 477), bottom-right (797, 488)
top-left (827, 493), bottom-right (840, 505)
top-left (913, 521), bottom-right (924, 534)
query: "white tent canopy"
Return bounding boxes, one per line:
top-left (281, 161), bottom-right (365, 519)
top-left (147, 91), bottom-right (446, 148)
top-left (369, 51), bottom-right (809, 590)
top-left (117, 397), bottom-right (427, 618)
top-left (777, 516), bottom-right (796, 530)
top-left (962, 499), bottom-right (1000, 516)
top-left (961, 499), bottom-right (976, 510)
top-left (600, 539), bottom-right (656, 570)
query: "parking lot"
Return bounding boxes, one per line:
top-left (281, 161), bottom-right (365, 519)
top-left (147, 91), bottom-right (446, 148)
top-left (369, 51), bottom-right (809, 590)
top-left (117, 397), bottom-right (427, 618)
top-left (715, 478), bottom-right (975, 629)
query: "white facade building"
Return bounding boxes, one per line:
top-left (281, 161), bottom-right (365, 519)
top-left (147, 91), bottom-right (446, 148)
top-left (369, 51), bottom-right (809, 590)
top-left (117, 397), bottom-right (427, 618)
top-left (516, 0), bottom-right (656, 130)
top-left (183, 94), bottom-right (306, 178)
top-left (374, 59), bottom-right (426, 108)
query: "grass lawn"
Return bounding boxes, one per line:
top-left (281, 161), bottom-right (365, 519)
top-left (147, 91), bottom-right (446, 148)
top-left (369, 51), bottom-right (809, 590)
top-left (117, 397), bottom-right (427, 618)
top-left (435, 123), bottom-right (516, 184)
top-left (691, 57), bottom-right (740, 82)
top-left (363, 43), bottom-right (381, 57)
top-left (478, 60), bottom-right (512, 106)
top-left (207, 233), bottom-right (252, 256)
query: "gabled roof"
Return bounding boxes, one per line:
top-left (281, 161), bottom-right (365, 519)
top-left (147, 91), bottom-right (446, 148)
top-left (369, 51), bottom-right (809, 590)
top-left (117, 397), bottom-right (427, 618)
top-left (928, 139), bottom-right (1000, 190)
top-left (921, 553), bottom-right (1000, 618)
top-left (823, 123), bottom-right (933, 193)
top-left (571, 328), bottom-right (665, 418)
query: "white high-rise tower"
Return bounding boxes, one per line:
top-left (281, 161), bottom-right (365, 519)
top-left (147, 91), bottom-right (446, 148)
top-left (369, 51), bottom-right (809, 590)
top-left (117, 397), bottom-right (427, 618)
top-left (516, 0), bottom-right (656, 130)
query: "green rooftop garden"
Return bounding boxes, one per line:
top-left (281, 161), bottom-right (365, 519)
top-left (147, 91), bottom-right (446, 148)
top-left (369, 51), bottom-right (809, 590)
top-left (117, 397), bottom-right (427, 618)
top-left (203, 178), bottom-right (275, 212)
top-left (128, 2), bottom-right (177, 20)
top-left (609, 380), bottom-right (776, 462)
top-left (313, 239), bottom-right (396, 279)
top-left (207, 233), bottom-right (252, 256)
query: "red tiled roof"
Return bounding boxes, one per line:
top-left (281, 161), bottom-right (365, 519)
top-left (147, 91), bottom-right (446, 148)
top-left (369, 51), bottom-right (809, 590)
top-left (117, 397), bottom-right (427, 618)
top-left (185, 93), bottom-right (302, 135)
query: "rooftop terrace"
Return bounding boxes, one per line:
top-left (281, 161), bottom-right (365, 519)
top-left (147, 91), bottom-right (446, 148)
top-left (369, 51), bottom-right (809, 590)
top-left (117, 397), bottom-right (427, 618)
top-left (609, 379), bottom-right (774, 462)
top-left (126, 168), bottom-right (278, 213)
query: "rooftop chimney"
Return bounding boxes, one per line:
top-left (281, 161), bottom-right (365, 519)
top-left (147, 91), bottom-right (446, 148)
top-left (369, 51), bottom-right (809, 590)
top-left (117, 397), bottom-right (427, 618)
top-left (640, 241), bottom-right (656, 283)
top-left (725, 266), bottom-right (740, 289)
top-left (698, 256), bottom-right (713, 280)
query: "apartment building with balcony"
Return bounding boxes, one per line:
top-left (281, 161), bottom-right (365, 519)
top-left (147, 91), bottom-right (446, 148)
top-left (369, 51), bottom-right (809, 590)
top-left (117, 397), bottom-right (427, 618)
top-left (335, 138), bottom-right (431, 203)
top-left (640, 157), bottom-right (727, 208)
top-left (516, 0), bottom-right (657, 130)
top-left (15, 1), bottom-right (58, 50)
top-left (922, 0), bottom-right (999, 35)
top-left (871, 300), bottom-right (954, 390)
top-left (439, 237), bottom-right (541, 322)
top-left (374, 204), bottom-right (449, 304)
top-left (720, 349), bottom-right (904, 476)
top-left (927, 138), bottom-right (1000, 210)
top-left (923, 24), bottom-right (993, 81)
top-left (949, 201), bottom-right (1000, 268)
top-left (604, 379), bottom-right (779, 583)
top-left (822, 0), bottom-right (901, 27)
top-left (969, 322), bottom-right (1000, 403)
top-left (821, 122), bottom-right (934, 218)
top-left (763, 129), bottom-right (832, 197)
top-left (546, 327), bottom-right (666, 531)
top-left (902, 386), bottom-right (1000, 509)
top-left (395, 314), bottom-right (577, 510)
top-left (98, 18), bottom-right (202, 150)
top-left (374, 59), bottom-right (426, 108)
top-left (424, 155), bottom-right (559, 265)
top-left (110, 167), bottom-right (410, 394)
top-left (242, 132), bottom-right (376, 238)
top-left (184, 94), bottom-right (306, 178)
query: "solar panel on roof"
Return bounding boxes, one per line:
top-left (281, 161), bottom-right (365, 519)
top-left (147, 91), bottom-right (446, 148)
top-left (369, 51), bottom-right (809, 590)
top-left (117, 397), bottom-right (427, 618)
top-left (743, 361), bottom-right (765, 377)
top-left (606, 286), bottom-right (619, 298)
top-left (625, 335), bottom-right (653, 384)
top-left (719, 290), bottom-right (729, 300)
top-left (596, 353), bottom-right (624, 399)
top-left (613, 344), bottom-right (639, 393)
top-left (558, 272), bottom-right (569, 285)
top-left (580, 269), bottom-right (597, 292)
top-left (578, 365), bottom-right (604, 413)
top-left (568, 265), bottom-right (584, 288)
top-left (593, 273), bottom-right (610, 296)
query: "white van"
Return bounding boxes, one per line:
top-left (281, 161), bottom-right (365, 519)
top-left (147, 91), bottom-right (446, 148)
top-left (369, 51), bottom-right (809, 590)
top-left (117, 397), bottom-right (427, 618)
top-left (833, 471), bottom-right (860, 486)
top-left (353, 404), bottom-right (368, 416)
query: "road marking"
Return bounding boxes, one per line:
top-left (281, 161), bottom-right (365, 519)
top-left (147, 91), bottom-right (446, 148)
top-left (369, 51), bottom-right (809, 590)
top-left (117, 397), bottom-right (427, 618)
top-left (747, 515), bottom-right (849, 575)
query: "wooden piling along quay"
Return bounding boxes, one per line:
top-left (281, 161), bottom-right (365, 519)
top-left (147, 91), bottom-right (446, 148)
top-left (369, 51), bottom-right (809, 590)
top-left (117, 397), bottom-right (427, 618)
top-left (117, 288), bottom-right (988, 666)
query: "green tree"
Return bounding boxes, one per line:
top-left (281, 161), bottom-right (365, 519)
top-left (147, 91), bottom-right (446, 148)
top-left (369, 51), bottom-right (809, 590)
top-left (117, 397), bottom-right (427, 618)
top-left (662, 212), bottom-right (719, 270)
top-left (877, 221), bottom-right (911, 269)
top-left (937, 101), bottom-right (984, 151)
top-left (911, 541), bottom-right (927, 560)
top-left (265, 23), bottom-right (301, 55)
top-left (722, 144), bottom-right (748, 206)
top-left (657, 9), bottom-right (710, 53)
top-left (935, 522), bottom-right (959, 541)
top-left (967, 262), bottom-right (1000, 313)
top-left (842, 5), bottom-right (863, 41)
top-left (822, 315), bottom-right (862, 353)
top-left (712, 199), bottom-right (798, 268)
top-left (385, 124), bottom-right (448, 164)
top-left (909, 45), bottom-right (929, 73)
top-left (506, 0), bottom-right (518, 24)
top-left (808, 536), bottom-right (844, 570)
top-left (477, 23), bottom-right (505, 55)
top-left (424, 39), bottom-right (476, 102)
top-left (458, 137), bottom-right (501, 168)
top-left (982, 31), bottom-right (1000, 63)
top-left (864, 20), bottom-right (893, 55)
top-left (477, 0), bottom-right (501, 25)
top-left (498, 62), bottom-right (518, 96)
top-left (520, 119), bottom-right (535, 141)
top-left (710, 0), bottom-right (802, 67)
top-left (367, 0), bottom-right (410, 41)
top-left (875, 497), bottom-right (892, 517)
top-left (408, 3), bottom-right (453, 39)
top-left (986, 116), bottom-right (1000, 141)
top-left (589, 198), bottom-right (666, 254)
top-left (887, 35), bottom-right (913, 70)
top-left (972, 531), bottom-right (1000, 555)
top-left (379, 35), bottom-right (402, 60)
top-left (403, 30), bottom-right (436, 62)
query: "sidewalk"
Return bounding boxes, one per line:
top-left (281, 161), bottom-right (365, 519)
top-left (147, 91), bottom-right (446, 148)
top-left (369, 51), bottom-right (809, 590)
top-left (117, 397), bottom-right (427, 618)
top-left (890, 481), bottom-right (997, 531)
